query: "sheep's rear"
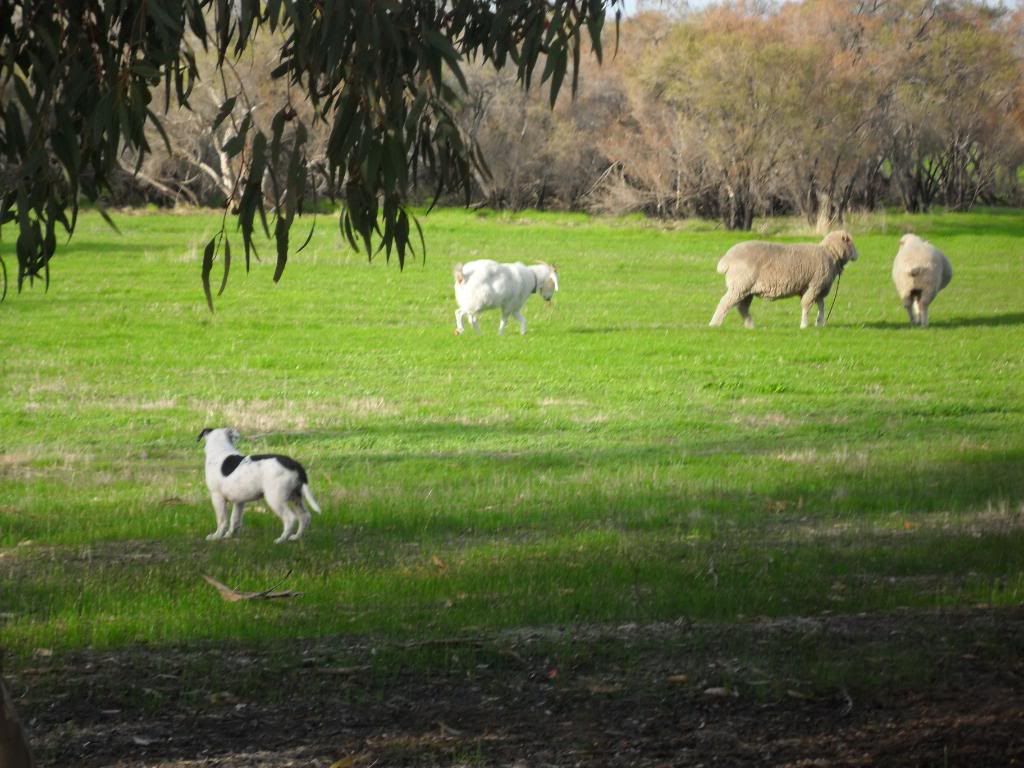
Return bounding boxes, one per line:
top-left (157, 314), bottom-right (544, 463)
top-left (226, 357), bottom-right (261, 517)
top-left (892, 234), bottom-right (952, 327)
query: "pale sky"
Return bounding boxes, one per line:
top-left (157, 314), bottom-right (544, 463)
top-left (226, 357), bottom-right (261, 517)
top-left (620, 0), bottom-right (1019, 13)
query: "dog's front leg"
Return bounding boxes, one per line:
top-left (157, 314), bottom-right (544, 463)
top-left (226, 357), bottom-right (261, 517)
top-left (226, 502), bottom-right (245, 538)
top-left (206, 494), bottom-right (229, 540)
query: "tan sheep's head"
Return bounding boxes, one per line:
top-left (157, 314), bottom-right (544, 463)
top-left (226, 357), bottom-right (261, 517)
top-left (825, 230), bottom-right (858, 263)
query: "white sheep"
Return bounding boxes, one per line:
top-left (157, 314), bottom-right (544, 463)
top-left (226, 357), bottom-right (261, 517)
top-left (892, 234), bottom-right (952, 327)
top-left (709, 230), bottom-right (859, 329)
top-left (453, 260), bottom-right (559, 335)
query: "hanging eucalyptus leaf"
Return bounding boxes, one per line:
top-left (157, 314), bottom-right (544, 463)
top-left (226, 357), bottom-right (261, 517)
top-left (0, 0), bottom-right (620, 308)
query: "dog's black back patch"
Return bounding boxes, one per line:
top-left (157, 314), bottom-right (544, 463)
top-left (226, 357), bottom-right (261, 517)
top-left (250, 454), bottom-right (309, 485)
top-left (220, 454), bottom-right (245, 476)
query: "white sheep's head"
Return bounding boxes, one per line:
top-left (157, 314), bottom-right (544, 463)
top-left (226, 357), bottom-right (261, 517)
top-left (898, 233), bottom-right (922, 250)
top-left (538, 263), bottom-right (559, 301)
top-left (825, 230), bottom-right (858, 263)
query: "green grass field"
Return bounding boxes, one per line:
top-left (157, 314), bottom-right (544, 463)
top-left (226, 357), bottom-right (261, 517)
top-left (2, 206), bottom-right (1022, 689)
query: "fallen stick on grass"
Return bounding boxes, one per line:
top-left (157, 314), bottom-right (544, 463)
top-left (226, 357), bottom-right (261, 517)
top-left (202, 570), bottom-right (302, 602)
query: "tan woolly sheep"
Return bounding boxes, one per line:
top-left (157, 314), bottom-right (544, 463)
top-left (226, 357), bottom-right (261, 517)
top-left (892, 234), bottom-right (952, 327)
top-left (709, 231), bottom-right (858, 329)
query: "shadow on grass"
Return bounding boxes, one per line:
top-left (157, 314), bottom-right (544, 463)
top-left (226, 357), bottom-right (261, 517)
top-left (862, 312), bottom-right (1024, 330)
top-left (4, 440), bottom-right (1022, 665)
top-left (236, 421), bottom-right (1024, 520)
top-left (567, 326), bottom-right (627, 334)
top-left (14, 604), bottom-right (1024, 768)
top-left (325, 435), bottom-right (1024, 541)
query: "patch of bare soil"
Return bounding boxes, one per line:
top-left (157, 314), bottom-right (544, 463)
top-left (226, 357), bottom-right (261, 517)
top-left (9, 607), bottom-right (1024, 767)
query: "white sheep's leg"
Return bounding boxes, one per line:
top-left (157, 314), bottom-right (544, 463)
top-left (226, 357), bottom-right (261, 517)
top-left (498, 312), bottom-right (508, 335)
top-left (226, 502), bottom-right (245, 537)
top-left (815, 297), bottom-right (826, 327)
top-left (903, 300), bottom-right (916, 325)
top-left (454, 308), bottom-right (466, 335)
top-left (469, 313), bottom-right (481, 334)
top-left (919, 301), bottom-right (930, 328)
top-left (513, 309), bottom-right (527, 335)
top-left (206, 494), bottom-right (229, 540)
top-left (736, 296), bottom-right (754, 329)
top-left (910, 295), bottom-right (922, 326)
top-left (710, 292), bottom-right (740, 326)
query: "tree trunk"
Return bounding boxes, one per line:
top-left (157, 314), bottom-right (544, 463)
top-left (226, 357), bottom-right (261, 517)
top-left (0, 676), bottom-right (34, 768)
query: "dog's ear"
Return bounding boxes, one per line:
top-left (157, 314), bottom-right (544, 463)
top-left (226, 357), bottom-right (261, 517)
top-left (228, 428), bottom-right (241, 445)
top-left (197, 428), bottom-right (213, 443)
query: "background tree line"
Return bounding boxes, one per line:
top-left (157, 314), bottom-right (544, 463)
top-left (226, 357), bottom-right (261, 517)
top-left (461, 0), bottom-right (1024, 230)
top-left (108, 0), bottom-right (1023, 232)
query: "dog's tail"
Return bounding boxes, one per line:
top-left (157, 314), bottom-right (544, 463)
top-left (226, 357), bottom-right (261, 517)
top-left (301, 484), bottom-right (322, 514)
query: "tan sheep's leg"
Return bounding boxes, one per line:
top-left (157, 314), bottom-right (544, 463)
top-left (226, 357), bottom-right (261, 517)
top-left (799, 292), bottom-right (816, 329)
top-left (815, 297), bottom-right (826, 327)
top-left (918, 300), bottom-right (930, 328)
top-left (710, 292), bottom-right (740, 326)
top-left (736, 296), bottom-right (754, 329)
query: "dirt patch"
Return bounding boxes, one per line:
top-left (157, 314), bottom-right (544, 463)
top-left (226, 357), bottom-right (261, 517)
top-left (10, 607), bottom-right (1024, 767)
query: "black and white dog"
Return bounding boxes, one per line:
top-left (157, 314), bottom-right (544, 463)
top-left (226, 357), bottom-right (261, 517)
top-left (197, 428), bottom-right (321, 543)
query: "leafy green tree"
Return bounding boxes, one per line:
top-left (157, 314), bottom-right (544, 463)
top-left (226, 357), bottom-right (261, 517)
top-left (0, 0), bottom-right (617, 306)
top-left (647, 15), bottom-right (792, 230)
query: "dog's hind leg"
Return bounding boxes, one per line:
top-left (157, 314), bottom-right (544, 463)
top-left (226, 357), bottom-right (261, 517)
top-left (267, 492), bottom-right (298, 544)
top-left (206, 494), bottom-right (229, 540)
top-left (274, 514), bottom-right (297, 544)
top-left (273, 514), bottom-right (296, 544)
top-left (289, 500), bottom-right (312, 541)
top-left (226, 502), bottom-right (245, 538)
